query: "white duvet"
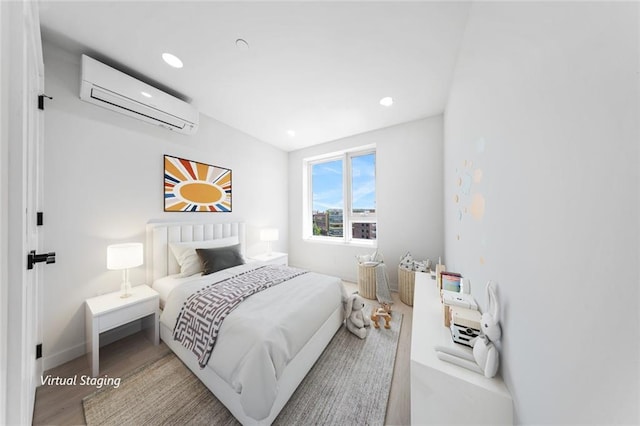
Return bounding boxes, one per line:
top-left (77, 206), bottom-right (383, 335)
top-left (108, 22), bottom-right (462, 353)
top-left (159, 263), bottom-right (345, 421)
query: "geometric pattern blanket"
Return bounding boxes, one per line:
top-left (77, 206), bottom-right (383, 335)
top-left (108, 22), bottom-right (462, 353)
top-left (173, 264), bottom-right (309, 368)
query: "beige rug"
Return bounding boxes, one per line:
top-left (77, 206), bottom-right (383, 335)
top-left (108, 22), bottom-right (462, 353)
top-left (83, 313), bottom-right (402, 425)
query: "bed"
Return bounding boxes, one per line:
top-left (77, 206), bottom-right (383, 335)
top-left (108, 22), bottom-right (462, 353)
top-left (146, 221), bottom-right (345, 425)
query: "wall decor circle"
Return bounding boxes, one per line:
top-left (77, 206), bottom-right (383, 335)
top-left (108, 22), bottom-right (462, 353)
top-left (164, 155), bottom-right (232, 212)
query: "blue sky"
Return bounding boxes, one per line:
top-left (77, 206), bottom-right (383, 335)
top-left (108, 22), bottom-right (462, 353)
top-left (312, 153), bottom-right (376, 212)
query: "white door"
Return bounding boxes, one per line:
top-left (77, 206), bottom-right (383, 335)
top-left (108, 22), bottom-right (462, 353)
top-left (2, 1), bottom-right (45, 423)
top-left (25, 0), bottom-right (46, 415)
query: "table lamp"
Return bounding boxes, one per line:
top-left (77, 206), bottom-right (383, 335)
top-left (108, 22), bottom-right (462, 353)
top-left (259, 228), bottom-right (279, 257)
top-left (107, 243), bottom-right (143, 298)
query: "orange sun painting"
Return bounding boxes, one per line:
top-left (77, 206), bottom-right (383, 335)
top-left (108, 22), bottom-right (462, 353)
top-left (164, 155), bottom-right (232, 212)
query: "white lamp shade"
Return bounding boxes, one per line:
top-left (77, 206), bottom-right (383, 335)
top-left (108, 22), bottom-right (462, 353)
top-left (260, 228), bottom-right (279, 242)
top-left (107, 243), bottom-right (143, 270)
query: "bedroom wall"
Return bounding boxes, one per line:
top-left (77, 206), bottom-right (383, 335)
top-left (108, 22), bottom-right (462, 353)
top-left (444, 2), bottom-right (639, 424)
top-left (41, 42), bottom-right (289, 369)
top-left (0, 2), bottom-right (9, 421)
top-left (288, 116), bottom-right (444, 288)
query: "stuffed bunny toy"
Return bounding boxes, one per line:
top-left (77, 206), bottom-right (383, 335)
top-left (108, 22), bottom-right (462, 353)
top-left (345, 293), bottom-right (371, 339)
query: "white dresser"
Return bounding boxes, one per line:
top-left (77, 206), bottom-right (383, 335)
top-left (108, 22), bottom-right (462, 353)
top-left (411, 272), bottom-right (513, 425)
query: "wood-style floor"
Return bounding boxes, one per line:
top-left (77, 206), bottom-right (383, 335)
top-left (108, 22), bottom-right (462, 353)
top-left (33, 282), bottom-right (412, 425)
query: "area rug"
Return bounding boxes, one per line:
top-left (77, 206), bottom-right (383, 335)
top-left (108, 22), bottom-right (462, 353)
top-left (83, 312), bottom-right (402, 426)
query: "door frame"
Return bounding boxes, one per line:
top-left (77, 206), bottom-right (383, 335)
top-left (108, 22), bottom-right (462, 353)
top-left (1, 1), bottom-right (44, 424)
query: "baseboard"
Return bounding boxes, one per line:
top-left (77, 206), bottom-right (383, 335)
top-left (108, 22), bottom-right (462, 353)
top-left (42, 343), bottom-right (85, 372)
top-left (42, 321), bottom-right (142, 371)
top-left (342, 277), bottom-right (399, 294)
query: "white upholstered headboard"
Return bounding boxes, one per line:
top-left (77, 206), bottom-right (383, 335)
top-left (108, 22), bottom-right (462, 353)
top-left (146, 221), bottom-right (246, 283)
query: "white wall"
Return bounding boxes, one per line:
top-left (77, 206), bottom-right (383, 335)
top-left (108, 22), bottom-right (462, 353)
top-left (0, 1), bottom-right (8, 421)
top-left (444, 2), bottom-right (639, 424)
top-left (288, 117), bottom-right (444, 288)
top-left (42, 43), bottom-right (289, 369)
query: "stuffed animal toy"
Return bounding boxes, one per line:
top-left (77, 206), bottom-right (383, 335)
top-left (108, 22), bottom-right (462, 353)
top-left (345, 293), bottom-right (371, 339)
top-left (380, 302), bottom-right (392, 316)
top-left (371, 307), bottom-right (391, 329)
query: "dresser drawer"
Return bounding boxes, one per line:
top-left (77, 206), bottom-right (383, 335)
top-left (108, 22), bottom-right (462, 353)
top-left (97, 298), bottom-right (157, 332)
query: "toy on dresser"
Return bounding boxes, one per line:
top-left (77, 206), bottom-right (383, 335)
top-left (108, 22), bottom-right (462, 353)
top-left (435, 281), bottom-right (502, 378)
top-left (449, 306), bottom-right (482, 347)
top-left (442, 291), bottom-right (478, 325)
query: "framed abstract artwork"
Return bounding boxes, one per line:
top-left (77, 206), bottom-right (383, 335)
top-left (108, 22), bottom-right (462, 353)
top-left (164, 155), bottom-right (232, 212)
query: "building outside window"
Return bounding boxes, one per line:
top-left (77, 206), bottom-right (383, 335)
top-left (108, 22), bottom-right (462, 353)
top-left (304, 147), bottom-right (376, 244)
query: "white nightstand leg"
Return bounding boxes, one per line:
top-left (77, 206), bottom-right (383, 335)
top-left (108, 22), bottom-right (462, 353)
top-left (86, 311), bottom-right (100, 377)
top-left (154, 311), bottom-right (159, 345)
top-left (142, 311), bottom-right (159, 345)
top-left (91, 329), bottom-right (99, 377)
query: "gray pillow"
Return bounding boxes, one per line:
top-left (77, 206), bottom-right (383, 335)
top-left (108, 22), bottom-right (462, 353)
top-left (196, 244), bottom-right (244, 275)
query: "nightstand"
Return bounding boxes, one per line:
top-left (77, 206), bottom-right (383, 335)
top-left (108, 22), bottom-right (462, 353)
top-left (85, 285), bottom-right (159, 377)
top-left (250, 252), bottom-right (288, 266)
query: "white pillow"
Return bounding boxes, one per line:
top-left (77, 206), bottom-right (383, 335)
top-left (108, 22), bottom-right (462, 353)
top-left (169, 236), bottom-right (240, 277)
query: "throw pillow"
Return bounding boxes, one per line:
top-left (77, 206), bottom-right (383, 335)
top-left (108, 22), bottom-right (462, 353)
top-left (196, 244), bottom-right (245, 275)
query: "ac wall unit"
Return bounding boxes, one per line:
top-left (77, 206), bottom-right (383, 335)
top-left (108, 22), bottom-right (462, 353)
top-left (80, 55), bottom-right (198, 134)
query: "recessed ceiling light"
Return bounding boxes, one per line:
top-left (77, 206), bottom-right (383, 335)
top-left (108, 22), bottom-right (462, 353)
top-left (162, 52), bottom-right (183, 68)
top-left (287, 130), bottom-right (296, 137)
top-left (379, 97), bottom-right (393, 107)
top-left (141, 91), bottom-right (152, 98)
top-left (236, 38), bottom-right (250, 51)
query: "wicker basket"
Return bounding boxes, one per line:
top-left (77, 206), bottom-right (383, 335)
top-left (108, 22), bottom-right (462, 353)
top-left (398, 266), bottom-right (415, 306)
top-left (357, 264), bottom-right (377, 300)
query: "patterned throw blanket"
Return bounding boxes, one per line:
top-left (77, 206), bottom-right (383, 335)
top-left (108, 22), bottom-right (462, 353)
top-left (173, 264), bottom-right (309, 368)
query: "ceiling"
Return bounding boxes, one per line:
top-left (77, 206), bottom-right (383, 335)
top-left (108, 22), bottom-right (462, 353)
top-left (39, 1), bottom-right (471, 151)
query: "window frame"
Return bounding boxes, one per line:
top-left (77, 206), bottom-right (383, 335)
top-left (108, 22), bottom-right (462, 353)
top-left (303, 145), bottom-right (377, 246)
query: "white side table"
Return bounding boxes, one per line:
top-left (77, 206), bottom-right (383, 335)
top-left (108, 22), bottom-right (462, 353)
top-left (250, 252), bottom-right (288, 266)
top-left (85, 284), bottom-right (159, 377)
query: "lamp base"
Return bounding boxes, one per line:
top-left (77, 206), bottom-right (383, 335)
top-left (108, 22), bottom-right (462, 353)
top-left (120, 279), bottom-right (132, 298)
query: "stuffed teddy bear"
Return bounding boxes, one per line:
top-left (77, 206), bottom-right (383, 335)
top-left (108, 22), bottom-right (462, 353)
top-left (345, 293), bottom-right (371, 339)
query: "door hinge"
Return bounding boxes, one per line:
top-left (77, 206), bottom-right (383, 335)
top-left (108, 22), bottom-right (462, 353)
top-left (36, 343), bottom-right (42, 360)
top-left (27, 250), bottom-right (56, 270)
top-left (37, 212), bottom-right (43, 226)
top-left (38, 94), bottom-right (52, 110)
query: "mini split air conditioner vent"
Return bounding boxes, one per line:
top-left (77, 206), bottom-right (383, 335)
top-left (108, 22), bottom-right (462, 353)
top-left (80, 55), bottom-right (198, 134)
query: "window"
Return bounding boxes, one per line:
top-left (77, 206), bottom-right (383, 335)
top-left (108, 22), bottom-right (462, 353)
top-left (304, 147), bottom-right (376, 244)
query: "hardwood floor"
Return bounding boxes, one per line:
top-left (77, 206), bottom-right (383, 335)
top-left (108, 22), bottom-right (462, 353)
top-left (33, 283), bottom-right (412, 425)
top-left (33, 333), bottom-right (171, 425)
